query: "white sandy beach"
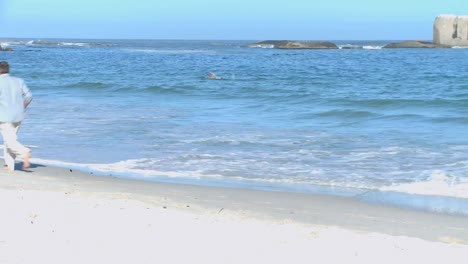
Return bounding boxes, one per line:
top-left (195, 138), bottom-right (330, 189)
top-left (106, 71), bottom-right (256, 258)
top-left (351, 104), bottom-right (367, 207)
top-left (1, 161), bottom-right (468, 264)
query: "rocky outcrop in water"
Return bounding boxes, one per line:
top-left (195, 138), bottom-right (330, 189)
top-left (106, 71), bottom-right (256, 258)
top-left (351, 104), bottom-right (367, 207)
top-left (433, 14), bottom-right (468, 47)
top-left (248, 40), bottom-right (338, 49)
top-left (0, 47), bottom-right (12, 51)
top-left (0, 43), bottom-right (13, 51)
top-left (383, 40), bottom-right (450, 49)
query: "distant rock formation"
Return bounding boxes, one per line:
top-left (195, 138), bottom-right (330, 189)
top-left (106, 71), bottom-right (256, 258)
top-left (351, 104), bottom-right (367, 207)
top-left (383, 40), bottom-right (450, 49)
top-left (248, 40), bottom-right (338, 49)
top-left (433, 14), bottom-right (468, 46)
top-left (0, 43), bottom-right (13, 51)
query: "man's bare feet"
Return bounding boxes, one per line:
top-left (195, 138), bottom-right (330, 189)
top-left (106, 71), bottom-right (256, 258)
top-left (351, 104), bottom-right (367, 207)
top-left (23, 152), bottom-right (31, 169)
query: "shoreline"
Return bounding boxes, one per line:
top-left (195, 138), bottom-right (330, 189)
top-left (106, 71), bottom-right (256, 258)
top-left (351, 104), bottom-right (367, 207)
top-left (26, 157), bottom-right (468, 217)
top-left (1, 162), bottom-right (468, 263)
top-left (2, 162), bottom-right (468, 241)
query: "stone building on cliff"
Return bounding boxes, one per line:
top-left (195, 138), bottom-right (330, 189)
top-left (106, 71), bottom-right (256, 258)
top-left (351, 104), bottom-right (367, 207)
top-left (433, 14), bottom-right (468, 46)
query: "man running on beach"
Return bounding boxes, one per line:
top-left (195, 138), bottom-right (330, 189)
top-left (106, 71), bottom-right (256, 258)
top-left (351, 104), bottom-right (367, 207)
top-left (0, 61), bottom-right (33, 171)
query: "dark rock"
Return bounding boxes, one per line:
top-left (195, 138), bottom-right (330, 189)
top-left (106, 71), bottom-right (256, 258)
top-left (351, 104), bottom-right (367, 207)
top-left (383, 40), bottom-right (451, 49)
top-left (248, 40), bottom-right (288, 48)
top-left (0, 47), bottom-right (13, 51)
top-left (249, 40), bottom-right (338, 49)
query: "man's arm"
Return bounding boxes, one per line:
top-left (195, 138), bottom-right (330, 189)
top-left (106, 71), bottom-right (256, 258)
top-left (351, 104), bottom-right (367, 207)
top-left (24, 99), bottom-right (32, 109)
top-left (22, 81), bottom-right (33, 109)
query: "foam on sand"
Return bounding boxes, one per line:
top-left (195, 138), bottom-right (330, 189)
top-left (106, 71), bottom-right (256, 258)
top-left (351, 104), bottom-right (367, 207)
top-left (381, 171), bottom-right (468, 199)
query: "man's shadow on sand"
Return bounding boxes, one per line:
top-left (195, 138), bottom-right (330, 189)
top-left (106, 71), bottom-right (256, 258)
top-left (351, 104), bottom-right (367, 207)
top-left (11, 162), bottom-right (46, 173)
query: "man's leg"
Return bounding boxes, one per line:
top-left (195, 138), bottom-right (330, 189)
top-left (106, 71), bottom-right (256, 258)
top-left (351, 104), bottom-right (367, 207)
top-left (0, 123), bottom-right (15, 170)
top-left (0, 122), bottom-right (30, 170)
top-left (4, 147), bottom-right (16, 171)
top-left (13, 122), bottom-right (30, 169)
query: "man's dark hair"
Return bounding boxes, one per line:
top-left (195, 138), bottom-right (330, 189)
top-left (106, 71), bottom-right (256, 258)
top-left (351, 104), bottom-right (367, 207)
top-left (0, 61), bottom-right (10, 74)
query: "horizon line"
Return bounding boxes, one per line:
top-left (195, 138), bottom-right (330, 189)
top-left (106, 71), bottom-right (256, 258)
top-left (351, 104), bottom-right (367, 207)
top-left (0, 37), bottom-right (432, 42)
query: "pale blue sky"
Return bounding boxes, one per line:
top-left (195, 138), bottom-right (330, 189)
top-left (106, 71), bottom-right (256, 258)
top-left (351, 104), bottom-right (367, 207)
top-left (1, 0), bottom-right (467, 40)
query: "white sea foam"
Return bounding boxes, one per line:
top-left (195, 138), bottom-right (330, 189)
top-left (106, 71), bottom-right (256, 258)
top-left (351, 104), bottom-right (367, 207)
top-left (126, 49), bottom-right (214, 54)
top-left (249, 44), bottom-right (274, 49)
top-left (380, 170), bottom-right (468, 199)
top-left (25, 157), bottom-right (468, 212)
top-left (337, 44), bottom-right (383, 50)
top-left (22, 40), bottom-right (102, 47)
top-left (30, 158), bottom-right (208, 180)
top-left (1, 41), bottom-right (25, 46)
top-left (362, 45), bottom-right (383, 50)
top-left (26, 157), bottom-right (363, 197)
top-left (59, 42), bottom-right (87, 47)
top-left (338, 44), bottom-right (362, 49)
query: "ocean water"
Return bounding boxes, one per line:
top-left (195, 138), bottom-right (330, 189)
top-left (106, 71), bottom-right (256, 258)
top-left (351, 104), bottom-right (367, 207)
top-left (1, 39), bottom-right (468, 215)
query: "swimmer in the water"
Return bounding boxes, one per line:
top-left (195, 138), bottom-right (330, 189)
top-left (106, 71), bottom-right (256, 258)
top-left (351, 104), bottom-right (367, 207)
top-left (208, 72), bottom-right (221, 79)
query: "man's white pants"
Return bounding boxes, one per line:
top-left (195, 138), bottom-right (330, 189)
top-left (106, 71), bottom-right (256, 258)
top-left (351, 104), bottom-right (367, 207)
top-left (0, 122), bottom-right (30, 170)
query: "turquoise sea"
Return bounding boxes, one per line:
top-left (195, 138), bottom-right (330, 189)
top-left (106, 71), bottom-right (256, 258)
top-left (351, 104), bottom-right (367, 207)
top-left (1, 39), bottom-right (468, 215)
